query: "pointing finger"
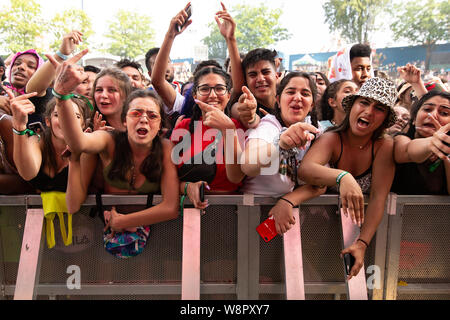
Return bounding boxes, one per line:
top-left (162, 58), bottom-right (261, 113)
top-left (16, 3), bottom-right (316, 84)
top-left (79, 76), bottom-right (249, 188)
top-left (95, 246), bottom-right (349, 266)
top-left (427, 112), bottom-right (442, 130)
top-left (5, 88), bottom-right (15, 100)
top-left (238, 93), bottom-right (247, 104)
top-left (220, 1), bottom-right (227, 11)
top-left (45, 53), bottom-right (61, 69)
top-left (241, 86), bottom-right (255, 101)
top-left (14, 91), bottom-right (38, 101)
top-left (195, 99), bottom-right (214, 113)
top-left (67, 48), bottom-right (89, 65)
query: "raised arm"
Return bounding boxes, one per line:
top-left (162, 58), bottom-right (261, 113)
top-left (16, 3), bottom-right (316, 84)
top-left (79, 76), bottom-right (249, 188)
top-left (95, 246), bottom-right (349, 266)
top-left (397, 64), bottom-right (427, 99)
top-left (48, 50), bottom-right (112, 154)
top-left (26, 30), bottom-right (83, 96)
top-left (215, 2), bottom-right (244, 97)
top-left (152, 3), bottom-right (192, 109)
top-left (8, 90), bottom-right (42, 181)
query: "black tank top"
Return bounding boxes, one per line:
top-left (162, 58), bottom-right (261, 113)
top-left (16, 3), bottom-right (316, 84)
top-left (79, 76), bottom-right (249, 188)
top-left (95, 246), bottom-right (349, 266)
top-left (29, 166), bottom-right (68, 192)
top-left (329, 132), bottom-right (375, 194)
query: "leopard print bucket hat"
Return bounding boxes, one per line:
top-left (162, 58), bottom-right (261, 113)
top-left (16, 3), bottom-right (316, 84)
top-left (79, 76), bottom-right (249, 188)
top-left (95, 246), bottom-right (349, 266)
top-left (342, 77), bottom-right (398, 127)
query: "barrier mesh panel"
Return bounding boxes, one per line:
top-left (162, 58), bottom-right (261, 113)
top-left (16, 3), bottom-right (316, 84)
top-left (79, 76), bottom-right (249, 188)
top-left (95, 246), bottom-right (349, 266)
top-left (200, 205), bottom-right (237, 285)
top-left (398, 204), bottom-right (450, 285)
top-left (259, 205), bottom-right (367, 283)
top-left (0, 206), bottom-right (25, 285)
top-left (38, 206), bottom-right (183, 286)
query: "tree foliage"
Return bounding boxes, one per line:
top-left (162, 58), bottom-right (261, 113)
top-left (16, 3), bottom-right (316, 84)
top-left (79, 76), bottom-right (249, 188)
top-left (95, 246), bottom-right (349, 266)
top-left (0, 0), bottom-right (47, 53)
top-left (104, 9), bottom-right (156, 59)
top-left (390, 0), bottom-right (449, 71)
top-left (49, 8), bottom-right (94, 52)
top-left (390, 0), bottom-right (449, 47)
top-left (202, 4), bottom-right (291, 60)
top-left (323, 0), bottom-right (391, 44)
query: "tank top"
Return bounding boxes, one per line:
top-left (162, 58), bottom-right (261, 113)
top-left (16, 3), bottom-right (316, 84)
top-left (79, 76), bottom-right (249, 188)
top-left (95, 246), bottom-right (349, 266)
top-left (328, 132), bottom-right (375, 194)
top-left (29, 166), bottom-right (69, 193)
top-left (102, 161), bottom-right (160, 194)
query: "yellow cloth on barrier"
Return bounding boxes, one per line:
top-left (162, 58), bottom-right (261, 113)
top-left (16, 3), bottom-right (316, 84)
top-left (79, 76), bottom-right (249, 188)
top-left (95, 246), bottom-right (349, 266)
top-left (40, 191), bottom-right (72, 248)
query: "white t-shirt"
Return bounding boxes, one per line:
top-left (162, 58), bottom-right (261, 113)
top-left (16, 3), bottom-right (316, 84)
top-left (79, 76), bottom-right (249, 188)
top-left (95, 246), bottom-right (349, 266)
top-left (164, 90), bottom-right (185, 115)
top-left (148, 86), bottom-right (185, 115)
top-left (240, 114), bottom-right (321, 197)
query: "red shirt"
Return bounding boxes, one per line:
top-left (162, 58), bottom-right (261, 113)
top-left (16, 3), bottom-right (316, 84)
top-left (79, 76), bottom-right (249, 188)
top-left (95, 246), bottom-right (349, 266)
top-left (171, 118), bottom-right (244, 192)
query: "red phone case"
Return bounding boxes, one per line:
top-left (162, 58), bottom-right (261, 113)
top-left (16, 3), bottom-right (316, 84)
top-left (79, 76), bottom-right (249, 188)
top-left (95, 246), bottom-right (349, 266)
top-left (256, 217), bottom-right (277, 242)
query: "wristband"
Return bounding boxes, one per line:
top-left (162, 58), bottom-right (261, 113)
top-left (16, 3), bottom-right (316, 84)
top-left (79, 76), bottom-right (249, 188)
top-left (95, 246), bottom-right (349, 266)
top-left (179, 182), bottom-right (191, 216)
top-left (247, 114), bottom-right (257, 125)
top-left (279, 197), bottom-right (295, 208)
top-left (73, 93), bottom-right (94, 111)
top-left (336, 171), bottom-right (349, 186)
top-left (56, 50), bottom-right (69, 61)
top-left (12, 127), bottom-right (40, 140)
top-left (52, 88), bottom-right (74, 101)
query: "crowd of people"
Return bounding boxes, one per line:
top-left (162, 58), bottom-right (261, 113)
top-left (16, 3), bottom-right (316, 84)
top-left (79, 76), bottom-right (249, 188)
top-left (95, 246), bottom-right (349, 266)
top-left (0, 3), bottom-right (449, 274)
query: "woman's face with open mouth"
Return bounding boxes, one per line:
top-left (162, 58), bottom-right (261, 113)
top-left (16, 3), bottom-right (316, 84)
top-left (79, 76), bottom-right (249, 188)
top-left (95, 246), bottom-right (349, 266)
top-left (414, 95), bottom-right (450, 138)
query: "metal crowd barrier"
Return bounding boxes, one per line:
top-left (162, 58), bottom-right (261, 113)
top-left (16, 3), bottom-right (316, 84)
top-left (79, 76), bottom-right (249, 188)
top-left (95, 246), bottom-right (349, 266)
top-left (0, 193), bottom-right (449, 300)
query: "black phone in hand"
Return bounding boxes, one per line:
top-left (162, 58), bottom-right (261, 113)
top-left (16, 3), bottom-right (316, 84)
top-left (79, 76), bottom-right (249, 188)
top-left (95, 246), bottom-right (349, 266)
top-left (343, 253), bottom-right (355, 276)
top-left (176, 4), bottom-right (192, 32)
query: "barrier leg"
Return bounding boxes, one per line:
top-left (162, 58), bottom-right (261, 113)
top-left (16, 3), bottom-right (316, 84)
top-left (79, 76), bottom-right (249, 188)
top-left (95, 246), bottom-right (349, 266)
top-left (14, 209), bottom-right (44, 300)
top-left (384, 200), bottom-right (403, 300)
top-left (283, 208), bottom-right (305, 300)
top-left (340, 208), bottom-right (368, 300)
top-left (237, 205), bottom-right (250, 299)
top-left (248, 206), bottom-right (261, 300)
top-left (181, 208), bottom-right (201, 300)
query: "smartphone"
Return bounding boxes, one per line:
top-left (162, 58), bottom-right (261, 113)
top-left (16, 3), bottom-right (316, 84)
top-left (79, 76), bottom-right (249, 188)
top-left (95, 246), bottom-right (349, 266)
top-left (256, 216), bottom-right (277, 243)
top-left (343, 253), bottom-right (355, 276)
top-left (199, 182), bottom-right (205, 202)
top-left (28, 121), bottom-right (45, 134)
top-left (176, 4), bottom-right (192, 32)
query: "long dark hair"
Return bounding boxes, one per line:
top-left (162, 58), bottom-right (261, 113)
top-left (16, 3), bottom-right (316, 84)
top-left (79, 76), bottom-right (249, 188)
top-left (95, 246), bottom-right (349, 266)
top-left (107, 89), bottom-right (168, 185)
top-left (188, 67), bottom-right (232, 134)
top-left (274, 71), bottom-right (318, 128)
top-left (321, 79), bottom-right (354, 121)
top-left (42, 97), bottom-right (89, 175)
top-left (405, 90), bottom-right (450, 138)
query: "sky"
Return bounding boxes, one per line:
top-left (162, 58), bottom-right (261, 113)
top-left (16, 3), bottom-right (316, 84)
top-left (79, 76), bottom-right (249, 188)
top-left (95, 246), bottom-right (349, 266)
top-left (0, 0), bottom-right (406, 61)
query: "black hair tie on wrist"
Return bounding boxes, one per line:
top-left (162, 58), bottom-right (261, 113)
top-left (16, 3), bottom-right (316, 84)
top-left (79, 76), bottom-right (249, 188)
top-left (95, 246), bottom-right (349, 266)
top-left (357, 238), bottom-right (369, 248)
top-left (279, 197), bottom-right (295, 208)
